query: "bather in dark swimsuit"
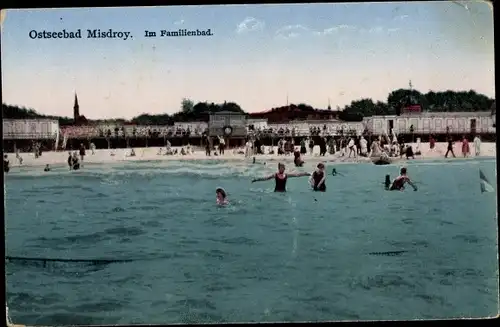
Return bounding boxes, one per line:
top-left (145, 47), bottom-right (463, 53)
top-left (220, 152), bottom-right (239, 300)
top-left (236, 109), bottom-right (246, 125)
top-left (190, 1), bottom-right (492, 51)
top-left (390, 175), bottom-right (408, 191)
top-left (312, 170), bottom-right (326, 192)
top-left (274, 173), bottom-right (287, 192)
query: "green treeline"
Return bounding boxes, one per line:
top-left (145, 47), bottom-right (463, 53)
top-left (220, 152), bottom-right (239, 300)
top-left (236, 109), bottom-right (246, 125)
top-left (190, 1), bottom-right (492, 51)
top-left (2, 88), bottom-right (494, 125)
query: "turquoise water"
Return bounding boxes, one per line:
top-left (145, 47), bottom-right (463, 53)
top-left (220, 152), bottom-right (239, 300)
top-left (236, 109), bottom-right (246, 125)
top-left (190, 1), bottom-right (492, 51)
top-left (5, 158), bottom-right (499, 325)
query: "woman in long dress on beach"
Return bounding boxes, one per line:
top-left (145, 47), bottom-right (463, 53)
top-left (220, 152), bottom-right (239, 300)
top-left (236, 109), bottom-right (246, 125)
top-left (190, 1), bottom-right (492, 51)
top-left (473, 135), bottom-right (481, 156)
top-left (300, 139), bottom-right (307, 154)
top-left (461, 136), bottom-right (470, 158)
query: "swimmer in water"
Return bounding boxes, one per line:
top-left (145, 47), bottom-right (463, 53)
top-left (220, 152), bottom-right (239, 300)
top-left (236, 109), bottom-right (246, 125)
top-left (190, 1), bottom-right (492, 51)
top-left (309, 163), bottom-right (326, 191)
top-left (384, 174), bottom-right (391, 190)
top-left (252, 157), bottom-right (266, 165)
top-left (72, 152), bottom-right (80, 170)
top-left (216, 187), bottom-right (228, 205)
top-left (390, 167), bottom-right (417, 191)
top-left (251, 162), bottom-right (310, 192)
top-left (293, 150), bottom-right (304, 167)
top-left (44, 164), bottom-right (51, 172)
top-left (331, 168), bottom-right (345, 176)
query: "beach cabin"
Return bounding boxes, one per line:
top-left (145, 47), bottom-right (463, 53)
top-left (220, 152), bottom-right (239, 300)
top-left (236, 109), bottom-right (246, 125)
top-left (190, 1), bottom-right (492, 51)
top-left (208, 111), bottom-right (248, 146)
top-left (363, 115), bottom-right (398, 136)
top-left (2, 119), bottom-right (59, 140)
top-left (2, 119), bottom-right (60, 152)
top-left (304, 120), bottom-right (365, 136)
top-left (363, 111), bottom-right (495, 140)
top-left (208, 112), bottom-right (247, 137)
top-left (336, 121), bottom-right (365, 136)
top-left (174, 122), bottom-right (209, 136)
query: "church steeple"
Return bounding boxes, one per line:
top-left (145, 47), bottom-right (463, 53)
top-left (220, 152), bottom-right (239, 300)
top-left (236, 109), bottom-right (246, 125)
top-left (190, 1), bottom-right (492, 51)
top-left (73, 93), bottom-right (80, 122)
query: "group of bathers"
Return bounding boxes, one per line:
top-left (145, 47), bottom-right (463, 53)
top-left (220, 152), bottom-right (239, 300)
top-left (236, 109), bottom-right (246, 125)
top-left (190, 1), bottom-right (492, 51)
top-left (251, 162), bottom-right (325, 192)
top-left (217, 162), bottom-right (417, 205)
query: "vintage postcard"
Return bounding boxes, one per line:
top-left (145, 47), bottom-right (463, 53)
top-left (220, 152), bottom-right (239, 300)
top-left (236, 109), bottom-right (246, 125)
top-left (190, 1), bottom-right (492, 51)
top-left (2, 1), bottom-right (498, 325)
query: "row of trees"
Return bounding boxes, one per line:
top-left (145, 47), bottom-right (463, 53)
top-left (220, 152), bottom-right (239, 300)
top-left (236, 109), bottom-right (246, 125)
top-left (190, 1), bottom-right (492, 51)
top-left (2, 89), bottom-right (494, 125)
top-left (340, 89), bottom-right (494, 119)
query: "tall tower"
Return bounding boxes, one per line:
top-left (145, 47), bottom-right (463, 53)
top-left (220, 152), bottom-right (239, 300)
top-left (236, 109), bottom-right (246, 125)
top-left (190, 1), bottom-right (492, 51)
top-left (73, 93), bottom-right (80, 122)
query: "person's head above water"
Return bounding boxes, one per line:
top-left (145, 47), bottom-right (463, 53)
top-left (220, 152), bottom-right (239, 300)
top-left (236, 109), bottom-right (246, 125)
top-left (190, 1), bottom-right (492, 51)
top-left (216, 187), bottom-right (226, 199)
top-left (278, 163), bottom-right (285, 173)
top-left (317, 163), bottom-right (325, 171)
top-left (400, 167), bottom-right (407, 175)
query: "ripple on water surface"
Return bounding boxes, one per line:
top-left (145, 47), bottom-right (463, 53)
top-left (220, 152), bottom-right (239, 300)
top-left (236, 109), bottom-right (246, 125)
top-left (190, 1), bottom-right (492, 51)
top-left (5, 158), bottom-right (499, 324)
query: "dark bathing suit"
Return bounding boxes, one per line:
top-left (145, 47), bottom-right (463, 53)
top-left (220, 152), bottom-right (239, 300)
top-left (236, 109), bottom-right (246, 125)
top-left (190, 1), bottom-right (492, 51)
top-left (72, 157), bottom-right (80, 170)
top-left (274, 173), bottom-right (287, 192)
top-left (312, 171), bottom-right (326, 192)
top-left (390, 176), bottom-right (407, 191)
top-left (293, 151), bottom-right (303, 167)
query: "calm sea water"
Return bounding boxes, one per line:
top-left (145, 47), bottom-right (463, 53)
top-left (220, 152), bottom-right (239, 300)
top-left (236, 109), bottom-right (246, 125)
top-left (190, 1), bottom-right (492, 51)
top-left (5, 158), bottom-right (499, 325)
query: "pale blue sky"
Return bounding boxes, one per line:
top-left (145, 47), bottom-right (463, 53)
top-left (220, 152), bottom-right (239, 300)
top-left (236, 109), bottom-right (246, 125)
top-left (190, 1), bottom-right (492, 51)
top-left (1, 1), bottom-right (495, 119)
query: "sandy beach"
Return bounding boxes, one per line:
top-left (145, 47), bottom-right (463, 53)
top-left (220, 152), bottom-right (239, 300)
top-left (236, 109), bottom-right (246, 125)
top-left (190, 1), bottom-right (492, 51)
top-left (4, 142), bottom-right (496, 170)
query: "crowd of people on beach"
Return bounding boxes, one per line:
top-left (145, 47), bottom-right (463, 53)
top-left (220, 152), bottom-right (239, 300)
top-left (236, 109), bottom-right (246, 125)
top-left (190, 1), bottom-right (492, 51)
top-left (1, 127), bottom-right (486, 175)
top-left (232, 130), bottom-right (484, 162)
top-left (61, 123), bottom-right (209, 139)
top-left (156, 142), bottom-right (194, 156)
top-left (247, 123), bottom-right (359, 138)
